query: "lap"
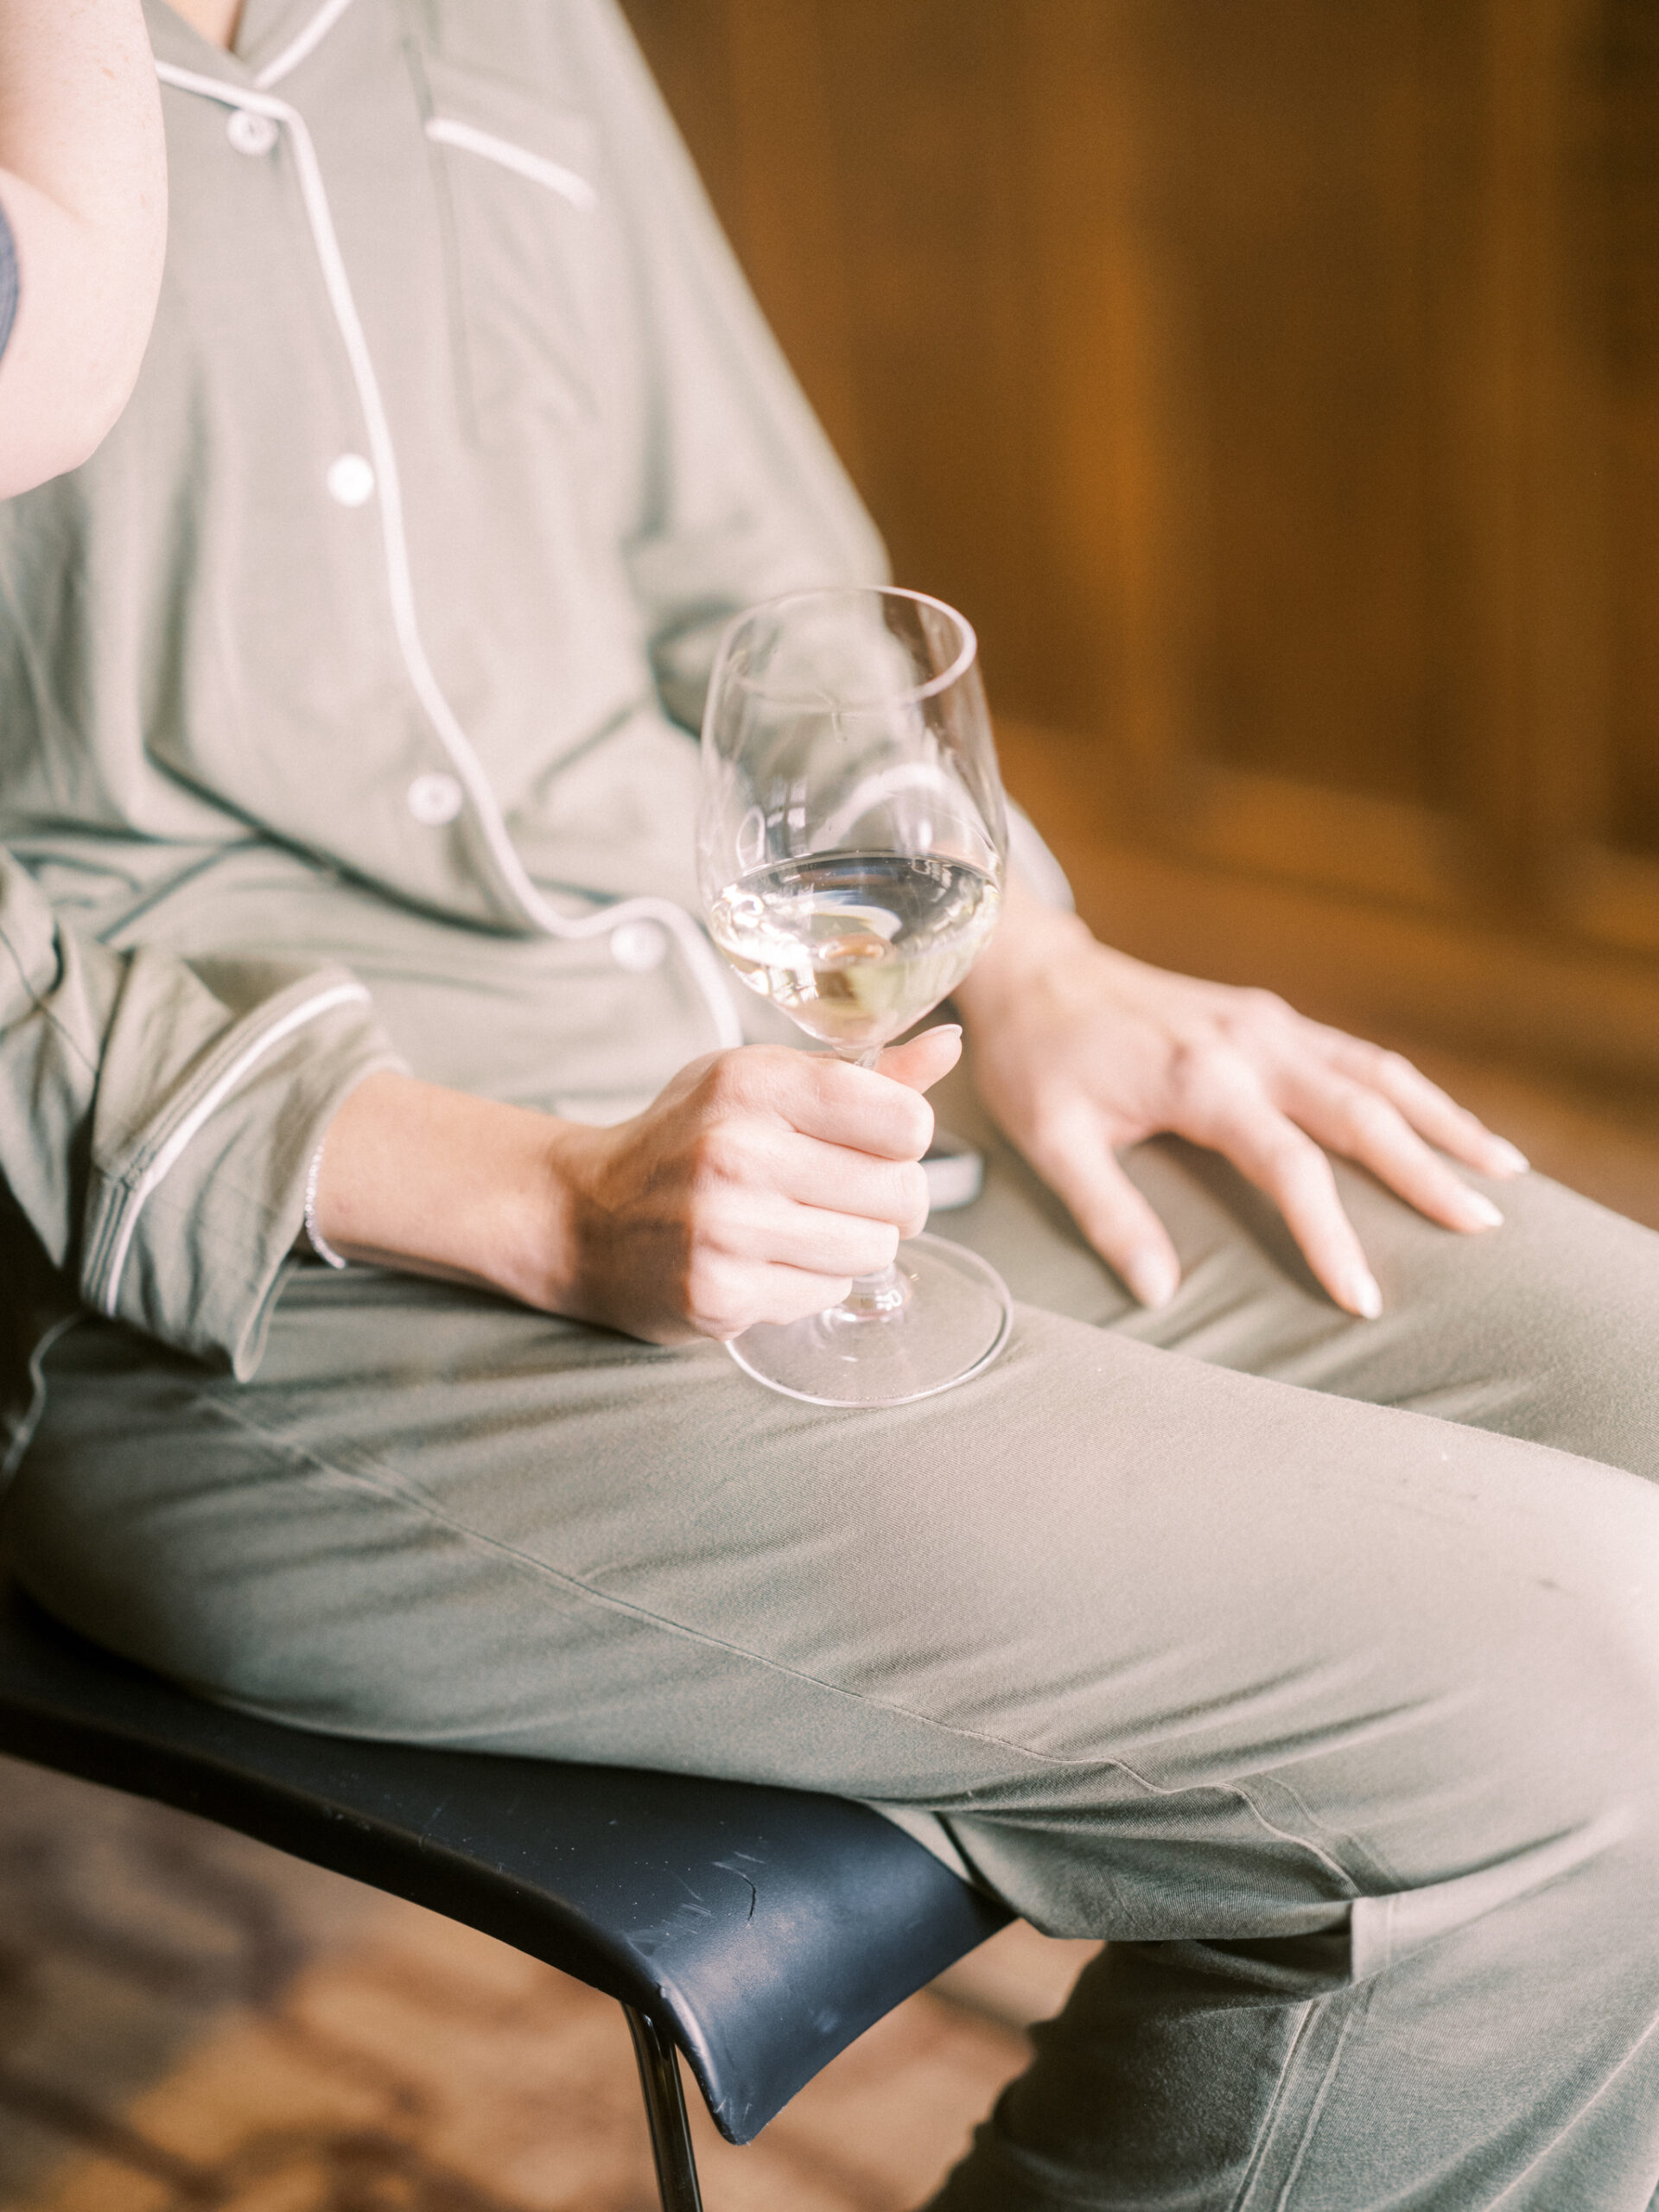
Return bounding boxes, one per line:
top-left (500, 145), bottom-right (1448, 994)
top-left (10, 1136), bottom-right (1659, 1937)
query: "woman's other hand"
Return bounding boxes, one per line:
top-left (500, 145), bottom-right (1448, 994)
top-left (956, 880), bottom-right (1528, 1318)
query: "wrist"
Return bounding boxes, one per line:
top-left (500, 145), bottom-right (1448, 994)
top-left (956, 878), bottom-right (1095, 1027)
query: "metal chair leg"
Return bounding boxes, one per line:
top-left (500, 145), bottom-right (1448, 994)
top-left (624, 2003), bottom-right (705, 2212)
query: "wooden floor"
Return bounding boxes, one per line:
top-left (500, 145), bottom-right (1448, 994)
top-left (3, 1052), bottom-right (1656, 2212)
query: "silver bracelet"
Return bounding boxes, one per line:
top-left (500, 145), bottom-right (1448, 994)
top-left (302, 1136), bottom-right (348, 1269)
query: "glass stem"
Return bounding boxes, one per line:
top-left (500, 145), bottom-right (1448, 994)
top-left (836, 1041), bottom-right (914, 1319)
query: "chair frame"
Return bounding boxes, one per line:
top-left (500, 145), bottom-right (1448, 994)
top-left (627, 2006), bottom-right (708, 2210)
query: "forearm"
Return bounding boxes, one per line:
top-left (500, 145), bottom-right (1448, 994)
top-left (309, 1072), bottom-right (584, 1315)
top-left (0, 0), bottom-right (167, 494)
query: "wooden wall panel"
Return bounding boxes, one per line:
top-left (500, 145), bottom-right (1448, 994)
top-left (1087, 5), bottom-right (1476, 810)
top-left (620, 0), bottom-right (1659, 1078)
top-left (1593, 0), bottom-right (1659, 861)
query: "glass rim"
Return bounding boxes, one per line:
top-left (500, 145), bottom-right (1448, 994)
top-left (709, 584), bottom-right (980, 713)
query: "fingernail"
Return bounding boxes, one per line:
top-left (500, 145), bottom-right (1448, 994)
top-left (926, 1023), bottom-right (963, 1039)
top-left (1126, 1251), bottom-right (1179, 1308)
top-left (1487, 1138), bottom-right (1529, 1175)
top-left (1350, 1271), bottom-right (1383, 1320)
top-left (1463, 1191), bottom-right (1504, 1230)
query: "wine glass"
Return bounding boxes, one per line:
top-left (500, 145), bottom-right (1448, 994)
top-left (697, 584), bottom-right (1014, 1406)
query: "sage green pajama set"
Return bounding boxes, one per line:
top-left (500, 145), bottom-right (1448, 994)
top-left (3, 4), bottom-right (1659, 2204)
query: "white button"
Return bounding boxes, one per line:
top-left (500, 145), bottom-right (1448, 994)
top-left (609, 919), bottom-right (669, 973)
top-left (326, 452), bottom-right (376, 508)
top-left (406, 772), bottom-right (463, 825)
top-left (226, 109), bottom-right (279, 157)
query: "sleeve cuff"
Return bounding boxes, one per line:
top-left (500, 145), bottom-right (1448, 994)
top-left (82, 969), bottom-right (406, 1376)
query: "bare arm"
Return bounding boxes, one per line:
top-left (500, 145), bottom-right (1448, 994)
top-left (0, 0), bottom-right (167, 498)
top-left (310, 1031), bottom-right (959, 1344)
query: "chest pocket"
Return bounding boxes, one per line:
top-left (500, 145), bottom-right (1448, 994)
top-left (420, 52), bottom-right (613, 442)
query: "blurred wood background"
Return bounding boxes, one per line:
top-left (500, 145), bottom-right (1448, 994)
top-left (622, 0), bottom-right (1659, 1085)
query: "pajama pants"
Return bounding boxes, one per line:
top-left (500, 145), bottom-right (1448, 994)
top-left (10, 1060), bottom-right (1659, 2209)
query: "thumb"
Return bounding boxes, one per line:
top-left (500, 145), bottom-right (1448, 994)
top-left (874, 1023), bottom-right (963, 1094)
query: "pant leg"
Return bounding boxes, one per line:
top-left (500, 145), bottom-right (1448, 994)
top-left (10, 1231), bottom-right (1659, 2207)
top-left (929, 1054), bottom-right (1659, 1478)
top-left (918, 1073), bottom-right (1659, 2205)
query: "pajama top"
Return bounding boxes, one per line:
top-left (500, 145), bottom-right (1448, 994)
top-left (0, 0), bottom-right (883, 1452)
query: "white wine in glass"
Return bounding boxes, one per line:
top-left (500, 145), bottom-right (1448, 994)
top-left (708, 851), bottom-right (1001, 1052)
top-left (698, 585), bottom-right (1014, 1406)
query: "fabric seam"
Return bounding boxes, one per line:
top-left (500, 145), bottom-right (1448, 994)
top-left (1259, 1988), bottom-right (1368, 2211)
top-left (184, 1381), bottom-right (1367, 1889)
top-left (1228, 1997), bottom-right (1320, 2212)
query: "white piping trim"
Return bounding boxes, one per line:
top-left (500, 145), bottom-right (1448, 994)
top-left (99, 980), bottom-right (372, 1317)
top-left (154, 62), bottom-right (743, 1052)
top-left (302, 1135), bottom-right (348, 1268)
top-left (425, 118), bottom-right (596, 211)
top-left (252, 0), bottom-right (360, 89)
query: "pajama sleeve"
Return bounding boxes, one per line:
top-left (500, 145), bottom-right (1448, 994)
top-left (567, 4), bottom-right (1074, 909)
top-left (568, 0), bottom-right (888, 733)
top-left (0, 847), bottom-right (404, 1384)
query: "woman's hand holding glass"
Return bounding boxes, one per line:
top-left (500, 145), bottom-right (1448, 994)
top-left (538, 1030), bottom-right (959, 1343)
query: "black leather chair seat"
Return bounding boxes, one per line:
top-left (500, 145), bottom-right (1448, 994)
top-left (0, 1576), bottom-right (1009, 2206)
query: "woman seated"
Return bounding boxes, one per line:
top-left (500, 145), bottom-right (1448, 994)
top-left (3, 5), bottom-right (1657, 2207)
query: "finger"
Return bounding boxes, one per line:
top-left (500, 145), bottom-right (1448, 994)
top-left (1319, 1035), bottom-right (1529, 1178)
top-left (773, 1139), bottom-right (931, 1235)
top-left (1286, 1075), bottom-right (1506, 1235)
top-left (1021, 1103), bottom-right (1182, 1307)
top-left (875, 1024), bottom-right (963, 1094)
top-left (745, 1264), bottom-right (857, 1332)
top-left (695, 1262), bottom-right (855, 1341)
top-left (712, 1192), bottom-right (904, 1277)
top-left (1205, 1091), bottom-right (1382, 1318)
top-left (775, 1056), bottom-right (936, 1160)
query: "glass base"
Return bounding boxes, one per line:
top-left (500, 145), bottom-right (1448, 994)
top-left (726, 1233), bottom-right (1014, 1407)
